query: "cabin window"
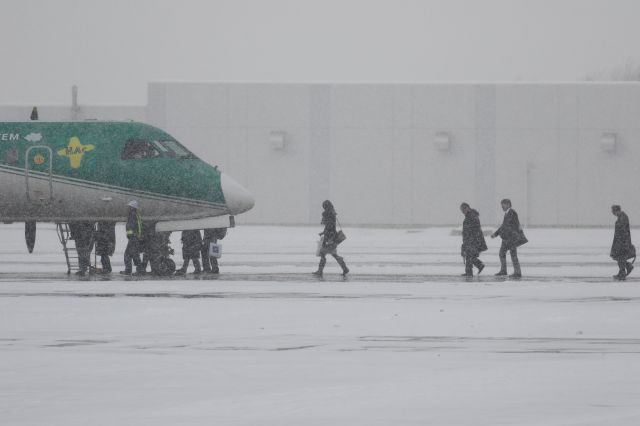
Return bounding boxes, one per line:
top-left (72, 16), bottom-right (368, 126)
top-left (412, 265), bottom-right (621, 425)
top-left (122, 139), bottom-right (161, 160)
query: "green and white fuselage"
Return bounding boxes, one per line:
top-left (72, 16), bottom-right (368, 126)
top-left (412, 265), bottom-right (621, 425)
top-left (0, 121), bottom-right (253, 227)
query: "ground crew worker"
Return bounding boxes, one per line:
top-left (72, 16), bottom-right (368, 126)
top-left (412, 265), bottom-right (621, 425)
top-left (121, 200), bottom-right (143, 275)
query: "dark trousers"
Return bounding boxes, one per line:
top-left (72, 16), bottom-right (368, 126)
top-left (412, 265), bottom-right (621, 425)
top-left (124, 238), bottom-right (141, 272)
top-left (464, 255), bottom-right (484, 275)
top-left (100, 255), bottom-right (112, 273)
top-left (180, 256), bottom-right (201, 273)
top-left (318, 249), bottom-right (348, 273)
top-left (77, 246), bottom-right (91, 272)
top-left (499, 241), bottom-right (521, 274)
top-left (202, 255), bottom-right (219, 273)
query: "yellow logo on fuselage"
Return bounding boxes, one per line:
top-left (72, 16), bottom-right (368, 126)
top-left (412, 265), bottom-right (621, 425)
top-left (57, 136), bottom-right (95, 169)
top-left (33, 154), bottom-right (45, 165)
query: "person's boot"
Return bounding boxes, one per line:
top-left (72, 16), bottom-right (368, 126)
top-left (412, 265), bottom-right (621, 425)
top-left (313, 258), bottom-right (326, 276)
top-left (476, 261), bottom-right (485, 274)
top-left (120, 269), bottom-right (132, 275)
top-left (495, 258), bottom-right (507, 276)
top-left (462, 262), bottom-right (473, 277)
top-left (626, 262), bottom-right (634, 277)
top-left (510, 262), bottom-right (522, 278)
top-left (336, 256), bottom-right (349, 276)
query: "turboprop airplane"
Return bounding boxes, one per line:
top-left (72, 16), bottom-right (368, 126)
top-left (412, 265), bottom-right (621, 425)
top-left (0, 118), bottom-right (254, 273)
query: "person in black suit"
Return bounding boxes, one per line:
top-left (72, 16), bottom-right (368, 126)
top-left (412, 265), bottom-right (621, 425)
top-left (460, 202), bottom-right (487, 277)
top-left (610, 205), bottom-right (635, 280)
top-left (491, 199), bottom-right (526, 278)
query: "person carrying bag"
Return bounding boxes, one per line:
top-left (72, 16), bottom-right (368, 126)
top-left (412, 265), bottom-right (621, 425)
top-left (313, 200), bottom-right (349, 277)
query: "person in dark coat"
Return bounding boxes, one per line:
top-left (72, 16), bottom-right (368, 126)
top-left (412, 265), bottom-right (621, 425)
top-left (491, 199), bottom-right (526, 278)
top-left (460, 203), bottom-right (487, 277)
top-left (121, 200), bottom-right (143, 275)
top-left (610, 205), bottom-right (635, 280)
top-left (69, 221), bottom-right (95, 276)
top-left (95, 221), bottom-right (116, 274)
top-left (313, 200), bottom-right (349, 277)
top-left (201, 228), bottom-right (226, 274)
top-left (176, 229), bottom-right (202, 274)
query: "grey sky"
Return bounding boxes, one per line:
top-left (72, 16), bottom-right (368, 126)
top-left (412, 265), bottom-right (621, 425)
top-left (2, 0), bottom-right (638, 105)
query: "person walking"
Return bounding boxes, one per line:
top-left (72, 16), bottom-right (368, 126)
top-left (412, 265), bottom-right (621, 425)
top-left (95, 221), bottom-right (116, 274)
top-left (313, 200), bottom-right (349, 277)
top-left (69, 221), bottom-right (95, 276)
top-left (201, 228), bottom-right (226, 274)
top-left (121, 200), bottom-right (143, 275)
top-left (460, 202), bottom-right (487, 277)
top-left (610, 205), bottom-right (635, 280)
top-left (491, 199), bottom-right (527, 278)
top-left (176, 229), bottom-right (202, 274)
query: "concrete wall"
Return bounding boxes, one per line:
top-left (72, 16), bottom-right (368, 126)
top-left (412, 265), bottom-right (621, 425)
top-left (147, 82), bottom-right (640, 227)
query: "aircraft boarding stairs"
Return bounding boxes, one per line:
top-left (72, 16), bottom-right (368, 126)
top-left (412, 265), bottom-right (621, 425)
top-left (56, 223), bottom-right (83, 274)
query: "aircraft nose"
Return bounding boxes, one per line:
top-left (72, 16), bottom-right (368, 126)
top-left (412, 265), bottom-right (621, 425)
top-left (220, 173), bottom-right (254, 215)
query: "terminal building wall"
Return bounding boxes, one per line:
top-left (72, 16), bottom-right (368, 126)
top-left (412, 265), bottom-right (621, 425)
top-left (146, 82), bottom-right (640, 227)
top-left (3, 83), bottom-right (639, 227)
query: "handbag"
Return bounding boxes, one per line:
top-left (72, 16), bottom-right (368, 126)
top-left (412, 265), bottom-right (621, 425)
top-left (335, 218), bottom-right (347, 245)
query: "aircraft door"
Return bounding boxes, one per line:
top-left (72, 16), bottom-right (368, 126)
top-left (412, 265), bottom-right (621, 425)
top-left (25, 145), bottom-right (54, 202)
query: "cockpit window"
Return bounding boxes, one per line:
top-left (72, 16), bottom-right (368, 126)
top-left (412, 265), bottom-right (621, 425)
top-left (122, 139), bottom-right (161, 160)
top-left (152, 140), bottom-right (194, 159)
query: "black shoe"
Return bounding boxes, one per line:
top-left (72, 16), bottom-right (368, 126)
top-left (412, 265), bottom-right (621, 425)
top-left (312, 270), bottom-right (323, 277)
top-left (193, 269), bottom-right (202, 274)
top-left (120, 270), bottom-right (132, 275)
top-left (495, 271), bottom-right (507, 276)
top-left (210, 268), bottom-right (219, 274)
top-left (342, 267), bottom-right (349, 276)
top-left (613, 273), bottom-right (626, 281)
top-left (626, 264), bottom-right (634, 276)
top-left (509, 273), bottom-right (522, 279)
top-left (461, 272), bottom-right (473, 277)
top-left (75, 270), bottom-right (87, 276)
top-left (174, 269), bottom-right (186, 276)
top-left (477, 263), bottom-right (485, 274)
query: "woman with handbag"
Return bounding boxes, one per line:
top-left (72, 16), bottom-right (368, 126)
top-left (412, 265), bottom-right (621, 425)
top-left (313, 200), bottom-right (349, 277)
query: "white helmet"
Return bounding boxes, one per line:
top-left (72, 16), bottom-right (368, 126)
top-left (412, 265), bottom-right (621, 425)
top-left (127, 200), bottom-right (139, 209)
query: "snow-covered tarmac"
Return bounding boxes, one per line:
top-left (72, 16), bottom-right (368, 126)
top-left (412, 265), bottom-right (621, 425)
top-left (2, 224), bottom-right (640, 425)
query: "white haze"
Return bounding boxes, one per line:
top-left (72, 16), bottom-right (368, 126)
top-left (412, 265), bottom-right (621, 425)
top-left (1, 0), bottom-right (639, 105)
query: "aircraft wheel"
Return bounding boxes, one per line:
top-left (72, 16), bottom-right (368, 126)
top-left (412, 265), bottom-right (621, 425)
top-left (158, 258), bottom-right (176, 276)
